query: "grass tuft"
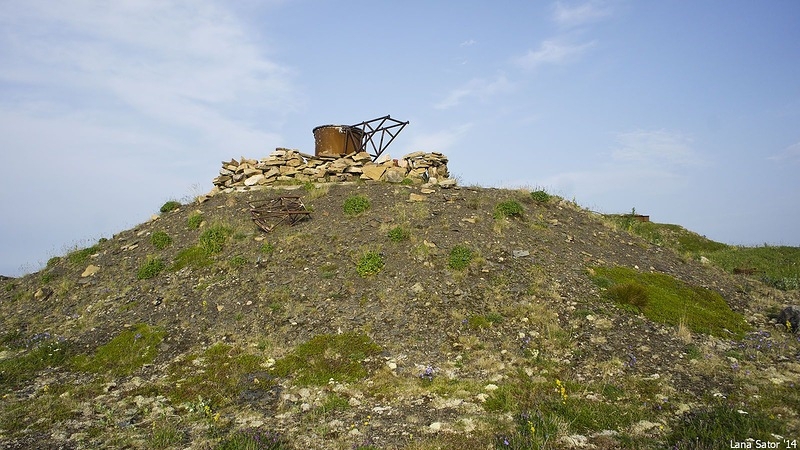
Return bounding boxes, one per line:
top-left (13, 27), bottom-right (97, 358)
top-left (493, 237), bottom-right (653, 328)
top-left (151, 230), bottom-right (172, 250)
top-left (530, 190), bottom-right (552, 204)
top-left (187, 212), bottom-right (204, 230)
top-left (387, 226), bottom-right (410, 242)
top-left (138, 256), bottom-right (165, 279)
top-left (343, 195), bottom-right (371, 216)
top-left (448, 245), bottom-right (473, 270)
top-left (494, 200), bottom-right (524, 219)
top-left (160, 200), bottom-right (181, 213)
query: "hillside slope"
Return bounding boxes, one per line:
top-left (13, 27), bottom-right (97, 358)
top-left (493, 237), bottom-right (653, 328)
top-left (1, 182), bottom-right (799, 449)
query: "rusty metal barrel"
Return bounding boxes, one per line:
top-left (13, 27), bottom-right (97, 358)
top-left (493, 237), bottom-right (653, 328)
top-left (312, 125), bottom-right (364, 157)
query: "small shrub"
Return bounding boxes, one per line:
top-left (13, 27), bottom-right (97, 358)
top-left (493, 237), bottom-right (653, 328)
top-left (160, 200), bottom-right (181, 213)
top-left (387, 226), bottom-right (410, 242)
top-left (356, 251), bottom-right (384, 277)
top-left (138, 256), bottom-right (165, 279)
top-left (531, 190), bottom-right (551, 203)
top-left (494, 200), bottom-right (524, 219)
top-left (187, 212), bottom-right (203, 230)
top-left (200, 224), bottom-right (232, 254)
top-left (606, 282), bottom-right (649, 311)
top-left (46, 256), bottom-right (61, 268)
top-left (448, 245), bottom-right (473, 270)
top-left (151, 231), bottom-right (172, 250)
top-left (343, 195), bottom-right (371, 216)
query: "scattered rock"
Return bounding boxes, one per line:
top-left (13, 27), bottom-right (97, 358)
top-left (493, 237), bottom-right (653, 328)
top-left (512, 250), bottom-right (530, 258)
top-left (409, 193), bottom-right (426, 202)
top-left (81, 265), bottom-right (100, 277)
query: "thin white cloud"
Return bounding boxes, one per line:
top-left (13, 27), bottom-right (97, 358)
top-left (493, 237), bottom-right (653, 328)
top-left (768, 141), bottom-right (800, 163)
top-left (460, 39), bottom-right (477, 47)
top-left (514, 39), bottom-right (596, 71)
top-left (553, 1), bottom-right (612, 28)
top-left (434, 74), bottom-right (513, 110)
top-left (399, 123), bottom-right (474, 155)
top-left (612, 129), bottom-right (703, 167)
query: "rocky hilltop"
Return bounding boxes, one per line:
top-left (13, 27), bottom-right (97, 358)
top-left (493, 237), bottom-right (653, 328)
top-left (1, 173), bottom-right (798, 449)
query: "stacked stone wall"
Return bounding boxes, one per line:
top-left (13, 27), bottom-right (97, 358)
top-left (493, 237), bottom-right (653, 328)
top-left (210, 149), bottom-right (455, 193)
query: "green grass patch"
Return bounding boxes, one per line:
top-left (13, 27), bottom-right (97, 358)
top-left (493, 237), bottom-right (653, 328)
top-left (187, 212), bottom-right (204, 230)
top-left (138, 256), bottom-right (166, 279)
top-left (71, 323), bottom-right (165, 376)
top-left (448, 245), bottom-right (473, 270)
top-left (387, 226), bottom-right (410, 242)
top-left (271, 333), bottom-right (382, 386)
top-left (160, 200), bottom-right (181, 213)
top-left (0, 338), bottom-right (74, 390)
top-left (150, 230), bottom-right (172, 250)
top-left (494, 200), bottom-right (524, 219)
top-left (167, 343), bottom-right (265, 408)
top-left (343, 195), bottom-right (371, 216)
top-left (591, 266), bottom-right (751, 338)
top-left (704, 245), bottom-right (800, 290)
top-left (46, 256), bottom-right (61, 268)
top-left (356, 251), bottom-right (384, 277)
top-left (667, 397), bottom-right (784, 448)
top-left (172, 246), bottom-right (213, 270)
top-left (67, 244), bottom-right (100, 265)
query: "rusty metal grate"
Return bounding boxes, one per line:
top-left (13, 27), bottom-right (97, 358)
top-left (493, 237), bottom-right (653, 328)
top-left (248, 196), bottom-right (310, 232)
top-left (346, 115), bottom-right (409, 161)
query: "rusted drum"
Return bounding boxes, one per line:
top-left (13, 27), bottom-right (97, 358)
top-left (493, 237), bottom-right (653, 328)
top-left (313, 125), bottom-right (364, 157)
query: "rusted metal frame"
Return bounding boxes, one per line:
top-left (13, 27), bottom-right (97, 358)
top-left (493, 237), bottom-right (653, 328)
top-left (350, 115), bottom-right (409, 161)
top-left (248, 196), bottom-right (310, 233)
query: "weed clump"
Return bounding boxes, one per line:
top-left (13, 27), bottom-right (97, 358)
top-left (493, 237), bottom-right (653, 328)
top-left (531, 190), bottom-right (552, 203)
top-left (172, 246), bottom-right (212, 270)
top-left (494, 200), bottom-right (524, 219)
top-left (387, 226), bottom-right (410, 242)
top-left (343, 195), bottom-right (371, 216)
top-left (356, 251), bottom-right (384, 277)
top-left (0, 337), bottom-right (74, 389)
top-left (150, 230), bottom-right (172, 250)
top-left (138, 256), bottom-right (165, 279)
top-left (448, 245), bottom-right (473, 270)
top-left (160, 200), bottom-right (181, 213)
top-left (199, 224), bottom-right (232, 254)
top-left (187, 212), bottom-right (203, 230)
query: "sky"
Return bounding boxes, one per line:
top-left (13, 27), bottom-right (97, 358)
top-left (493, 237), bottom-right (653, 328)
top-left (1, 1), bottom-right (799, 276)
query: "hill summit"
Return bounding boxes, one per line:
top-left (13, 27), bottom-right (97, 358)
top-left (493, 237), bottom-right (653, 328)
top-left (1, 174), bottom-right (799, 449)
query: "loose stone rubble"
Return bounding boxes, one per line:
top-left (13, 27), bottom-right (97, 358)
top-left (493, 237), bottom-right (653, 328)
top-left (210, 149), bottom-right (454, 194)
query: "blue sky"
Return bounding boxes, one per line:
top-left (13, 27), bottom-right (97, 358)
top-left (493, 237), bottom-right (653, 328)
top-left (1, 1), bottom-right (799, 276)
